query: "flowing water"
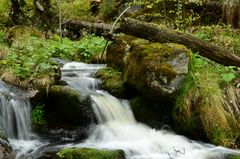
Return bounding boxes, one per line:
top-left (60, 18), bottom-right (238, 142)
top-left (1, 62), bottom-right (240, 159)
top-left (61, 62), bottom-right (240, 159)
top-left (0, 80), bottom-right (44, 158)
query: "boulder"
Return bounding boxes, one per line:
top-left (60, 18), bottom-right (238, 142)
top-left (123, 42), bottom-right (191, 103)
top-left (95, 67), bottom-right (139, 98)
top-left (0, 130), bottom-right (15, 159)
top-left (106, 35), bottom-right (148, 70)
top-left (45, 86), bottom-right (94, 126)
top-left (130, 96), bottom-right (173, 129)
top-left (57, 148), bottom-right (125, 159)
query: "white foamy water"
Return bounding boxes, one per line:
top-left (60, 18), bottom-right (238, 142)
top-left (61, 62), bottom-right (240, 159)
top-left (0, 80), bottom-right (44, 158)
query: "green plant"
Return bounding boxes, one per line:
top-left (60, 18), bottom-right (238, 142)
top-left (0, 30), bottom-right (4, 43)
top-left (100, 0), bottom-right (116, 20)
top-left (174, 53), bottom-right (239, 147)
top-left (32, 104), bottom-right (46, 126)
top-left (131, 0), bottom-right (201, 30)
top-left (191, 25), bottom-right (240, 55)
top-left (47, 34), bottom-right (106, 61)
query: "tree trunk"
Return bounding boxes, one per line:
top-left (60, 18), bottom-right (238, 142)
top-left (63, 18), bottom-right (240, 67)
top-left (10, 0), bottom-right (26, 24)
top-left (119, 18), bottom-right (240, 67)
top-left (223, 0), bottom-right (240, 28)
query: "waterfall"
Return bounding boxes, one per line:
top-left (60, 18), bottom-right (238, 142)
top-left (0, 96), bottom-right (31, 139)
top-left (0, 81), bottom-right (32, 140)
top-left (62, 62), bottom-right (240, 159)
top-left (0, 80), bottom-right (43, 158)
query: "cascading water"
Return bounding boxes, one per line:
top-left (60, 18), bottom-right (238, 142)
top-left (62, 62), bottom-right (240, 159)
top-left (0, 80), bottom-right (43, 158)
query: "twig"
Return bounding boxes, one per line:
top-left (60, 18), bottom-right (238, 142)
top-left (173, 147), bottom-right (185, 154)
top-left (100, 6), bottom-right (131, 62)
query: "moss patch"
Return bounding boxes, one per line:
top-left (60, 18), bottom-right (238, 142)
top-left (96, 67), bottom-right (126, 98)
top-left (57, 148), bottom-right (125, 159)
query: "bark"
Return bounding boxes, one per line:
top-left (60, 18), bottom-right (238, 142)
top-left (119, 18), bottom-right (240, 67)
top-left (63, 20), bottom-right (113, 34)
top-left (10, 0), bottom-right (26, 24)
top-left (223, 0), bottom-right (240, 28)
top-left (63, 18), bottom-right (240, 67)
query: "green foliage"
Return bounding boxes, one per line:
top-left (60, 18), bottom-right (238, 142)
top-left (47, 35), bottom-right (106, 61)
top-left (61, 0), bottom-right (93, 21)
top-left (0, 30), bottom-right (4, 44)
top-left (3, 36), bottom-right (58, 79)
top-left (131, 0), bottom-right (201, 30)
top-left (192, 25), bottom-right (240, 55)
top-left (32, 104), bottom-right (46, 126)
top-left (0, 27), bottom-right (106, 82)
top-left (100, 0), bottom-right (116, 20)
top-left (174, 53), bottom-right (239, 147)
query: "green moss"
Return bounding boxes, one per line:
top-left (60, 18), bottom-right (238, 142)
top-left (130, 43), bottom-right (190, 81)
top-left (57, 148), bottom-right (125, 159)
top-left (96, 67), bottom-right (126, 98)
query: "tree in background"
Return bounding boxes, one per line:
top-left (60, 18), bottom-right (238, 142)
top-left (223, 0), bottom-right (240, 28)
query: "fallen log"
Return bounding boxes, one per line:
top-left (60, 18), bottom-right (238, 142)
top-left (63, 19), bottom-right (112, 33)
top-left (63, 18), bottom-right (240, 67)
top-left (119, 18), bottom-right (240, 67)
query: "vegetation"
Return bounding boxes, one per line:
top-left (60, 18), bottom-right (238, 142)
top-left (96, 67), bottom-right (126, 98)
top-left (174, 54), bottom-right (239, 147)
top-left (0, 27), bottom-right (106, 89)
top-left (0, 0), bottom-right (240, 152)
top-left (31, 104), bottom-right (46, 127)
top-left (192, 25), bottom-right (240, 55)
top-left (57, 148), bottom-right (125, 159)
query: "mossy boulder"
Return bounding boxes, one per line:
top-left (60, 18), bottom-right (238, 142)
top-left (0, 130), bottom-right (15, 159)
top-left (95, 67), bottom-right (138, 98)
top-left (45, 86), bottom-right (94, 126)
top-left (57, 148), bottom-right (125, 159)
top-left (123, 42), bottom-right (191, 103)
top-left (106, 35), bottom-right (148, 70)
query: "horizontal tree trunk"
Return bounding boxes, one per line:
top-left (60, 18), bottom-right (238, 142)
top-left (63, 18), bottom-right (240, 67)
top-left (63, 19), bottom-right (113, 34)
top-left (119, 18), bottom-right (240, 67)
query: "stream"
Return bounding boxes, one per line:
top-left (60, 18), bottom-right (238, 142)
top-left (0, 62), bottom-right (240, 159)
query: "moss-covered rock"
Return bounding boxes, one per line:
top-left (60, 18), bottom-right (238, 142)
top-left (106, 35), bottom-right (148, 70)
top-left (96, 67), bottom-right (138, 98)
top-left (123, 42), bottom-right (191, 103)
top-left (45, 86), bottom-right (94, 126)
top-left (224, 154), bottom-right (240, 159)
top-left (57, 148), bottom-right (125, 159)
top-left (0, 130), bottom-right (15, 159)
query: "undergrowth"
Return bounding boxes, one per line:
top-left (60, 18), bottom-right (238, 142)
top-left (191, 25), bottom-right (240, 56)
top-left (0, 27), bottom-right (106, 89)
top-left (174, 53), bottom-right (239, 147)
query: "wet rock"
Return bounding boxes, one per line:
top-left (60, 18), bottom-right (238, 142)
top-left (0, 130), bottom-right (15, 159)
top-left (45, 86), bottom-right (94, 126)
top-left (95, 67), bottom-right (139, 98)
top-left (123, 42), bottom-right (191, 103)
top-left (130, 96), bottom-right (173, 129)
top-left (57, 147), bottom-right (125, 159)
